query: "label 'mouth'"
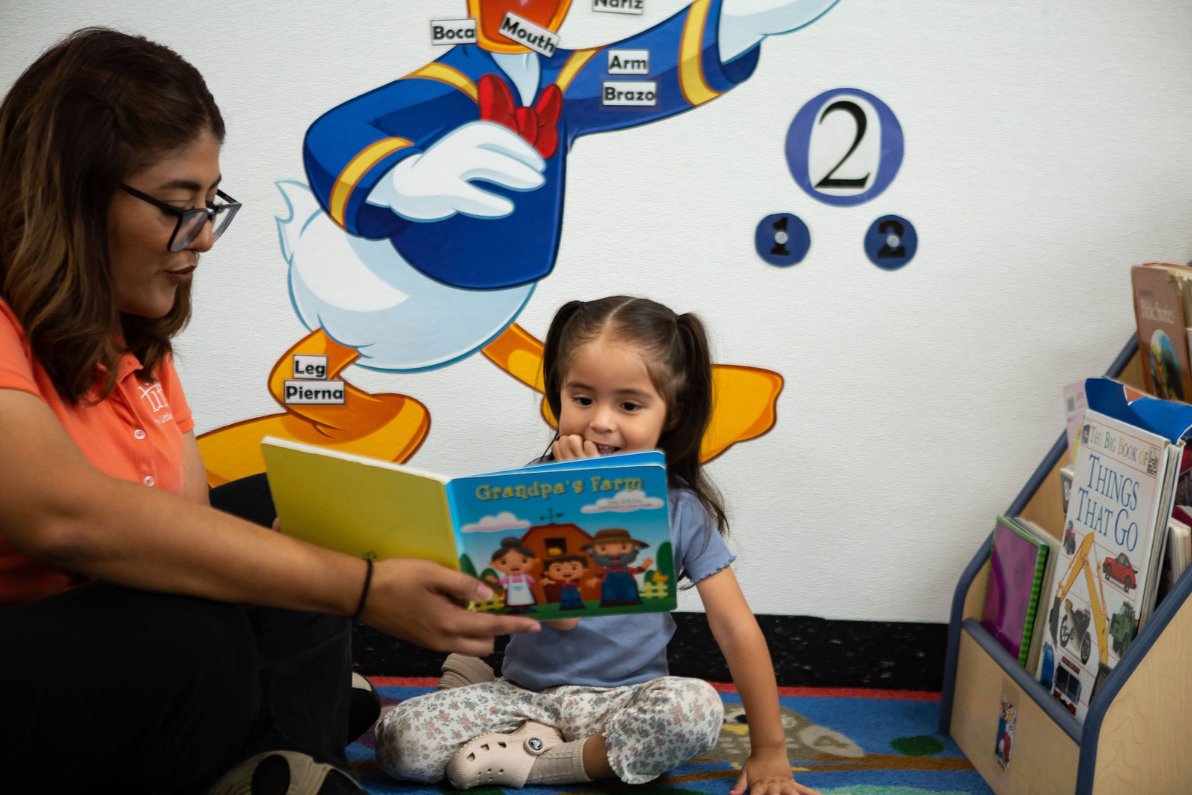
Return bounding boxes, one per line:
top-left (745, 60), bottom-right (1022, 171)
top-left (499, 12), bottom-right (559, 57)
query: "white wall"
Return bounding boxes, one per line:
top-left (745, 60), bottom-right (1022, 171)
top-left (3, 0), bottom-right (1191, 623)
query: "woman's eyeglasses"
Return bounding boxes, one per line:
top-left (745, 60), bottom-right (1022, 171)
top-left (120, 184), bottom-right (241, 252)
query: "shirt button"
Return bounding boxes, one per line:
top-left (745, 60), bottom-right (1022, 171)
top-left (143, 476), bottom-right (155, 487)
top-left (134, 429), bottom-right (147, 440)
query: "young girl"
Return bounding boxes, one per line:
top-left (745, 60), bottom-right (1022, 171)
top-left (375, 296), bottom-right (822, 795)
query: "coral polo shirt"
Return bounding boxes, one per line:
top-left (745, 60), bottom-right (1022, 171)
top-left (0, 298), bottom-right (194, 608)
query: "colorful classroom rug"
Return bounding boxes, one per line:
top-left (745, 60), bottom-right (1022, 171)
top-left (348, 679), bottom-right (994, 795)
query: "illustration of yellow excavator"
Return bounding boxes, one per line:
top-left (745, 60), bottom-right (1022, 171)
top-left (1045, 523), bottom-right (1112, 712)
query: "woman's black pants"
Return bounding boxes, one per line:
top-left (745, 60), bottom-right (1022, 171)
top-left (0, 474), bottom-right (354, 793)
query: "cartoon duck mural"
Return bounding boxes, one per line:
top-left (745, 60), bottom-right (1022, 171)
top-left (197, 0), bottom-right (841, 485)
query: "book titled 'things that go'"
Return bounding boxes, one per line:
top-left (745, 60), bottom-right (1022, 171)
top-left (261, 438), bottom-right (677, 619)
top-left (1034, 380), bottom-right (1192, 724)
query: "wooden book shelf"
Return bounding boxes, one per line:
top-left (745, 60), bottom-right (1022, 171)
top-left (938, 335), bottom-right (1192, 795)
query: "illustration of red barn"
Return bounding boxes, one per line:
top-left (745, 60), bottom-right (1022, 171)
top-left (519, 521), bottom-right (599, 605)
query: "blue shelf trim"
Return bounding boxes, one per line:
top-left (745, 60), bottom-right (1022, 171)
top-left (961, 618), bottom-right (1082, 743)
top-left (938, 333), bottom-right (1138, 737)
top-left (1075, 544), bottom-right (1192, 794)
top-left (1106, 332), bottom-right (1139, 380)
top-left (938, 535), bottom-right (991, 734)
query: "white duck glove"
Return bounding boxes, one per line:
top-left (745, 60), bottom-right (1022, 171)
top-left (366, 121), bottom-right (547, 222)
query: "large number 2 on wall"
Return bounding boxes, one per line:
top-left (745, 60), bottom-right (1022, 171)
top-left (786, 88), bottom-right (903, 207)
top-left (814, 100), bottom-right (870, 190)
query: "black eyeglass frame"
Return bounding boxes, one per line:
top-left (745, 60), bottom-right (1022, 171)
top-left (119, 183), bottom-right (241, 252)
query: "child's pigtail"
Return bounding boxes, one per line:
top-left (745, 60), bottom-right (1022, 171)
top-left (674, 313), bottom-right (713, 433)
top-left (541, 299), bottom-right (586, 423)
top-left (669, 312), bottom-right (728, 536)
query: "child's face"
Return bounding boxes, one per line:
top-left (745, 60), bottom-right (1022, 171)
top-left (547, 560), bottom-right (585, 582)
top-left (558, 335), bottom-right (668, 455)
top-left (494, 551), bottom-right (532, 574)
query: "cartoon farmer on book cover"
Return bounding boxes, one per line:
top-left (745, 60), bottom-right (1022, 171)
top-left (196, 0), bottom-right (841, 484)
top-left (583, 529), bottom-right (653, 607)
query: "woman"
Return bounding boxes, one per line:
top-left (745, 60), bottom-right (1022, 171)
top-left (0, 28), bottom-right (538, 794)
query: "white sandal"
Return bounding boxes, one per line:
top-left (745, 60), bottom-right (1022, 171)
top-left (446, 721), bottom-right (564, 789)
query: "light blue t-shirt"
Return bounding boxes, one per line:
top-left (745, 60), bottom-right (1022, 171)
top-left (501, 488), bottom-right (735, 691)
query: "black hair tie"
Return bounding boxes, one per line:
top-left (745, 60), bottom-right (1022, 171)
top-left (351, 558), bottom-right (374, 621)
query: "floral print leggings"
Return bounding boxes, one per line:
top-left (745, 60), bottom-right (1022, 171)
top-left (374, 676), bottom-right (724, 785)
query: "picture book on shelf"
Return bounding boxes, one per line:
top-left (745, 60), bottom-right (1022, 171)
top-left (1060, 466), bottom-right (1074, 515)
top-left (1131, 264), bottom-right (1192, 402)
top-left (981, 516), bottom-right (1051, 669)
top-left (1063, 379), bottom-right (1145, 462)
top-left (1063, 381), bottom-right (1087, 458)
top-left (1034, 391), bottom-right (1188, 723)
top-left (1157, 516), bottom-right (1191, 603)
top-left (261, 438), bottom-right (677, 618)
top-left (1012, 517), bottom-right (1060, 673)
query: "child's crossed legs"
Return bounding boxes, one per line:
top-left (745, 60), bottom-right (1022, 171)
top-left (375, 676), bottom-right (724, 786)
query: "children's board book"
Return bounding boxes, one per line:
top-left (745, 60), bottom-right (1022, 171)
top-left (1012, 517), bottom-right (1060, 674)
top-left (1157, 516), bottom-right (1191, 603)
top-left (1131, 264), bottom-right (1192, 402)
top-left (1060, 466), bottom-right (1075, 516)
top-left (1063, 381), bottom-right (1087, 459)
top-left (1063, 379), bottom-right (1145, 461)
top-left (982, 516), bottom-right (1051, 669)
top-left (1034, 404), bottom-right (1184, 723)
top-left (261, 437), bottom-right (678, 618)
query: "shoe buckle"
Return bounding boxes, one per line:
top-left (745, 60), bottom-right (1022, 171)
top-left (525, 736), bottom-right (546, 754)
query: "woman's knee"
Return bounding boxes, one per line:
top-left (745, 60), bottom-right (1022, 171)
top-left (145, 592), bottom-right (255, 682)
top-left (126, 591), bottom-right (261, 741)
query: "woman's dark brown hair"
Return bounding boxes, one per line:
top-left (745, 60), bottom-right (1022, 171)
top-left (542, 296), bottom-right (729, 537)
top-left (0, 27), bottom-right (224, 402)
top-left (491, 537), bottom-right (537, 562)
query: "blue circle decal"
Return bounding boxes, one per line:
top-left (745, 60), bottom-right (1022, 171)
top-left (786, 88), bottom-right (904, 206)
top-left (864, 215), bottom-right (916, 270)
top-left (755, 213), bottom-right (810, 266)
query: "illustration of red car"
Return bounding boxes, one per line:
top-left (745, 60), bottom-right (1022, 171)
top-left (1102, 553), bottom-right (1138, 592)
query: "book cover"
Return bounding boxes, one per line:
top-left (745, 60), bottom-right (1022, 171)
top-left (1034, 409), bottom-right (1180, 723)
top-left (1063, 379), bottom-right (1144, 461)
top-left (1157, 516), bottom-right (1192, 604)
top-left (1060, 466), bottom-right (1074, 516)
top-left (1013, 517), bottom-right (1060, 673)
top-left (1131, 264), bottom-right (1192, 401)
top-left (982, 516), bottom-right (1050, 667)
top-left (261, 438), bottom-right (678, 618)
top-left (1063, 382), bottom-right (1087, 459)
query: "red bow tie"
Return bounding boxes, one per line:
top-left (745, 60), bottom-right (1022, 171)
top-left (478, 73), bottom-right (561, 159)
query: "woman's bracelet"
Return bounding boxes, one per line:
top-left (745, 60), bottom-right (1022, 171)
top-left (351, 557), bottom-right (374, 621)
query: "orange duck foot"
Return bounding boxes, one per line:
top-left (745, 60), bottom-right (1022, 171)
top-left (196, 329), bottom-right (429, 488)
top-left (483, 324), bottom-right (784, 463)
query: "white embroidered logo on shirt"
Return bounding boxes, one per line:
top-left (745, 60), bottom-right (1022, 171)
top-left (138, 382), bottom-right (169, 413)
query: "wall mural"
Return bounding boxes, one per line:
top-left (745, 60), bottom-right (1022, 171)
top-left (197, 0), bottom-right (844, 486)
